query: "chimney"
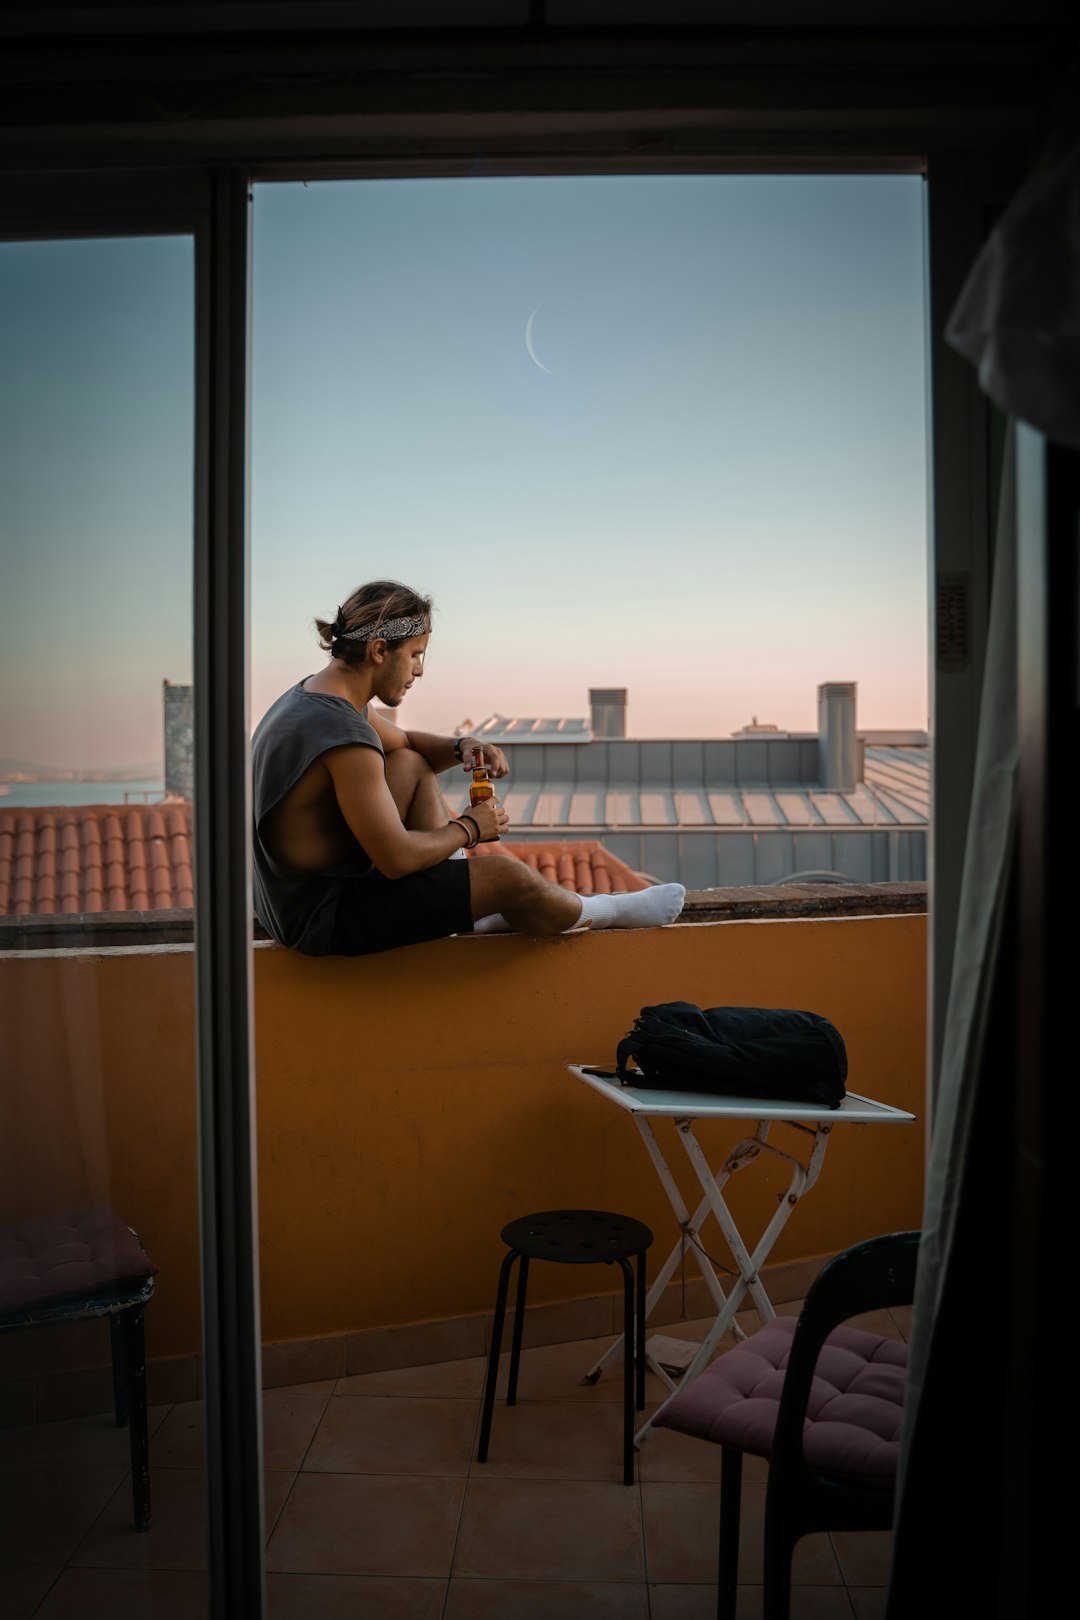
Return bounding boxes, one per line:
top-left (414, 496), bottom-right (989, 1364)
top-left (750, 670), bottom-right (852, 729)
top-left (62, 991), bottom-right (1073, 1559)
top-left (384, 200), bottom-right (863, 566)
top-left (817, 682), bottom-right (858, 791)
top-left (590, 688), bottom-right (627, 739)
top-left (163, 680), bottom-right (194, 801)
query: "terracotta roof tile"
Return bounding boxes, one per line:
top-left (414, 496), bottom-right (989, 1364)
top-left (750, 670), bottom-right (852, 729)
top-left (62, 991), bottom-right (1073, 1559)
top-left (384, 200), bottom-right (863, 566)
top-left (0, 812), bottom-right (649, 920)
top-left (467, 840), bottom-right (649, 895)
top-left (537, 851), bottom-right (559, 885)
top-left (0, 803), bottom-right (195, 918)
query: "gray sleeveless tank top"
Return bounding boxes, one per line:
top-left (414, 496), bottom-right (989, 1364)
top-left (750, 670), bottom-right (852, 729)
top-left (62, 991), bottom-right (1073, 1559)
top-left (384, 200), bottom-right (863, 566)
top-left (252, 681), bottom-right (384, 952)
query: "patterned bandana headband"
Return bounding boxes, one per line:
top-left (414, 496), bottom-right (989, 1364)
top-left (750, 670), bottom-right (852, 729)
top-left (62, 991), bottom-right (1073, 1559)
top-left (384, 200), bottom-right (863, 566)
top-left (337, 612), bottom-right (429, 643)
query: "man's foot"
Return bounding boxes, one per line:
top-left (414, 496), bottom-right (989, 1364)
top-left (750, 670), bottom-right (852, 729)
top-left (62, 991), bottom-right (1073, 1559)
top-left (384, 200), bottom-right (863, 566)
top-left (577, 883), bottom-right (686, 931)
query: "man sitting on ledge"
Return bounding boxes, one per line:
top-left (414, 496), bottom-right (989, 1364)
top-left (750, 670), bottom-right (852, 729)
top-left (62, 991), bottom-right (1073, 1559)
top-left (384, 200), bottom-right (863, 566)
top-left (252, 579), bottom-right (686, 956)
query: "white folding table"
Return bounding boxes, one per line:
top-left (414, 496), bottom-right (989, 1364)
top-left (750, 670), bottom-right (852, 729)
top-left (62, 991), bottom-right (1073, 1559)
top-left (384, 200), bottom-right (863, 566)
top-left (567, 1063), bottom-right (916, 1446)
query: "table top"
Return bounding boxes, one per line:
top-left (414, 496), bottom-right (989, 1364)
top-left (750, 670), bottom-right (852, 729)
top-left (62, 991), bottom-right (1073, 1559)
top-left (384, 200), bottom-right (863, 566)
top-left (567, 1064), bottom-right (916, 1124)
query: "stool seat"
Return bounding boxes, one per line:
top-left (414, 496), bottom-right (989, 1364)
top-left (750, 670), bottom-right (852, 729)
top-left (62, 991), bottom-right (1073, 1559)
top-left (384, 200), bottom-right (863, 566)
top-left (501, 1209), bottom-right (653, 1265)
top-left (479, 1207), bottom-right (652, 1485)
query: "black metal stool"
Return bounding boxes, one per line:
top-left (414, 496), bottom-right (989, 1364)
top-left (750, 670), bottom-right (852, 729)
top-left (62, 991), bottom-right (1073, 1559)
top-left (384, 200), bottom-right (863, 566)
top-left (477, 1208), bottom-right (653, 1485)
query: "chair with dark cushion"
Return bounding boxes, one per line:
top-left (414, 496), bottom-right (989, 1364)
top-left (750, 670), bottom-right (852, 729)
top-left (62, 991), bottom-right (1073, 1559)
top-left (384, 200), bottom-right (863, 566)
top-left (653, 1229), bottom-right (919, 1620)
top-left (0, 1207), bottom-right (158, 1531)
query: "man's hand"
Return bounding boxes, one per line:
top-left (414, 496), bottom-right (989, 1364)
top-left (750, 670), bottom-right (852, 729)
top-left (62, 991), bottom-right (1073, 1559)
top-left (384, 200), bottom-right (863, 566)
top-left (463, 797), bottom-right (510, 842)
top-left (461, 739), bottom-right (509, 778)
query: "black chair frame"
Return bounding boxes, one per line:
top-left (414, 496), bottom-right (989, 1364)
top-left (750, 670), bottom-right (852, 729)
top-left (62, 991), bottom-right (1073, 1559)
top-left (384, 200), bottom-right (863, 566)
top-left (1, 1278), bottom-right (155, 1531)
top-left (719, 1230), bottom-right (920, 1620)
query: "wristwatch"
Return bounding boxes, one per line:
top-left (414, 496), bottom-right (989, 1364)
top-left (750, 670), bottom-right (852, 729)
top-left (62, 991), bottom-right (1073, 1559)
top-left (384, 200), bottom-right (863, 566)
top-left (453, 736), bottom-right (474, 764)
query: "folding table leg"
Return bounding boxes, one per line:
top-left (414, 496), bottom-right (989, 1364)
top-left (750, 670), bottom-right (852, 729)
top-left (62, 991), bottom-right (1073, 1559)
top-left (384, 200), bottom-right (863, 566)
top-left (583, 1111), bottom-right (835, 1445)
top-left (636, 1122), bottom-right (831, 1440)
top-left (581, 1116), bottom-right (730, 1388)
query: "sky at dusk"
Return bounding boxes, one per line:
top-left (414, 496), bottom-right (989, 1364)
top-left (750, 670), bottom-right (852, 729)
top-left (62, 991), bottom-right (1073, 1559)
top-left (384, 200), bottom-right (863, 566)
top-left (1, 174), bottom-right (928, 772)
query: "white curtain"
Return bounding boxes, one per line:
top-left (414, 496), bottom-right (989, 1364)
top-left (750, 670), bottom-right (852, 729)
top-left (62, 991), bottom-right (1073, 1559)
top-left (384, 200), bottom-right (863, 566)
top-left (890, 137), bottom-right (1080, 1614)
top-left (947, 139), bottom-right (1080, 448)
top-left (894, 421), bottom-right (1017, 1493)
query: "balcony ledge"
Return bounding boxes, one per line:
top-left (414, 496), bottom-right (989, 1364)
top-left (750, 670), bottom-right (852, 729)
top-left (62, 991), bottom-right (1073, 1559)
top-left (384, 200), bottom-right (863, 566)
top-left (0, 881), bottom-right (927, 953)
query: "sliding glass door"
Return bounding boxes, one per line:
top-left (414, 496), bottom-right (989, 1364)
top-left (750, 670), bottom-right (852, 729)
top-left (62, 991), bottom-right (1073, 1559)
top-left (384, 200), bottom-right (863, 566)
top-left (0, 169), bottom-right (262, 1620)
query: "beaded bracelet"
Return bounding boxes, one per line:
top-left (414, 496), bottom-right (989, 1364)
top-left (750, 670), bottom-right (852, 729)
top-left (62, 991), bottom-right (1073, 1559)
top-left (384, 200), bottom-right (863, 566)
top-left (457, 814), bottom-right (481, 849)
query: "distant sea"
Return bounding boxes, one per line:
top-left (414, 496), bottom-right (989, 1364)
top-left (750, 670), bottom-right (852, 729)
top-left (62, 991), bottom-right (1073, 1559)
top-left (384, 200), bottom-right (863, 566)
top-left (0, 779), bottom-right (166, 809)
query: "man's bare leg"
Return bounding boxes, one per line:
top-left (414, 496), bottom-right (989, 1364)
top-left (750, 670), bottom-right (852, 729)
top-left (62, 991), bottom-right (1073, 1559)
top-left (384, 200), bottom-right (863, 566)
top-left (383, 750), bottom-right (685, 935)
top-left (467, 856), bottom-right (582, 934)
top-left (385, 747), bottom-right (455, 830)
top-left (466, 856), bottom-right (685, 937)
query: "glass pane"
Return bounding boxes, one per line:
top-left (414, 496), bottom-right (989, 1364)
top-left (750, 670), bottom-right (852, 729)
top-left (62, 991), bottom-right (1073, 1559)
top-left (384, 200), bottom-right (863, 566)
top-left (0, 235), bottom-right (213, 1614)
top-left (252, 174), bottom-right (929, 890)
top-left (244, 175), bottom-right (929, 1604)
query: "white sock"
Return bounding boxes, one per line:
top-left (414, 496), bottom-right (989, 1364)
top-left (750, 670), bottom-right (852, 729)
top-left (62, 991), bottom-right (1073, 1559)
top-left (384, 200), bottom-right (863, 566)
top-left (472, 884), bottom-right (686, 936)
top-left (472, 912), bottom-right (514, 933)
top-left (574, 884), bottom-right (686, 931)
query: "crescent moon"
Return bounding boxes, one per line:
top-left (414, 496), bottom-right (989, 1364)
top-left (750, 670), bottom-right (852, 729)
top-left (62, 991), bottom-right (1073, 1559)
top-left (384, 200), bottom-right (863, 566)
top-left (525, 305), bottom-right (553, 374)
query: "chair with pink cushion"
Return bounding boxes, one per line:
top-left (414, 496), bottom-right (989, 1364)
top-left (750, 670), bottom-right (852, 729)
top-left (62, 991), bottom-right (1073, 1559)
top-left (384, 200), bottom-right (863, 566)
top-left (653, 1229), bottom-right (919, 1620)
top-left (0, 1207), bottom-right (158, 1530)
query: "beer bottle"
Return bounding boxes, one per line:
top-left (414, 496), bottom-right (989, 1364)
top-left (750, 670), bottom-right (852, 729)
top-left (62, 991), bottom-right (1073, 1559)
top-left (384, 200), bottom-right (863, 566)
top-left (469, 758), bottom-right (499, 840)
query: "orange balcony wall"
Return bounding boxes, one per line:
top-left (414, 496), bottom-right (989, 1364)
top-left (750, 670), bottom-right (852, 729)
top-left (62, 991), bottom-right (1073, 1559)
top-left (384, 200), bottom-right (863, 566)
top-left (0, 916), bottom-right (924, 1393)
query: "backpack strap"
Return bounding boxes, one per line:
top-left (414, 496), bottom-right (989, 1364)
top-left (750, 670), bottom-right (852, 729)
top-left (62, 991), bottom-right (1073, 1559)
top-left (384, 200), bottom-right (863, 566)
top-left (615, 1033), bottom-right (642, 1084)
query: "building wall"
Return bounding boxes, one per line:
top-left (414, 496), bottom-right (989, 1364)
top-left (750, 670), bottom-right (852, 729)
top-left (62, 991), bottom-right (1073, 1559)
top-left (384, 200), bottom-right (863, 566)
top-left (162, 682), bottom-right (193, 801)
top-left (500, 737), bottom-right (823, 786)
top-left (0, 914), bottom-right (925, 1383)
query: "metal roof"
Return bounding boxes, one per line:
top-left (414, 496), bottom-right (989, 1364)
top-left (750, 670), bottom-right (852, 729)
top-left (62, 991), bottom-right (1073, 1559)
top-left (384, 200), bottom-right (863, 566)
top-left (446, 743), bottom-right (929, 832)
top-left (472, 715), bottom-right (592, 743)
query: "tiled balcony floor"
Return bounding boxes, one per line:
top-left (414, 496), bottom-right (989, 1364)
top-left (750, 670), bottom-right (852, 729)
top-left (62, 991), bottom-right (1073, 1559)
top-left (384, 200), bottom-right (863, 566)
top-left (0, 1301), bottom-right (910, 1620)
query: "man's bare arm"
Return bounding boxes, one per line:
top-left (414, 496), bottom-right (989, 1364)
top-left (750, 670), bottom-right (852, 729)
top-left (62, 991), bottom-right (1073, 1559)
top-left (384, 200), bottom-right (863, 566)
top-left (324, 746), bottom-right (467, 876)
top-left (323, 745), bottom-right (503, 877)
top-left (366, 712), bottom-right (508, 778)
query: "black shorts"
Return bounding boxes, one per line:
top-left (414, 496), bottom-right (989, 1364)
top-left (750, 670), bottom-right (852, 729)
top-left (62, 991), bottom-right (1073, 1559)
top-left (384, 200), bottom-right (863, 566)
top-left (329, 857), bottom-right (474, 957)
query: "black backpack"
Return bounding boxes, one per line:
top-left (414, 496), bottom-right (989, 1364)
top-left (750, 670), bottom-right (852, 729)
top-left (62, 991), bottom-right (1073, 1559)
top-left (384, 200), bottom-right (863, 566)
top-left (610, 1001), bottom-right (847, 1109)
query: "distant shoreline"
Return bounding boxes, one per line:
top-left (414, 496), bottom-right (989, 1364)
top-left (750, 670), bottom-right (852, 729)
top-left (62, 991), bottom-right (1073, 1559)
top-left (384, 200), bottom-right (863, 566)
top-left (0, 779), bottom-right (168, 808)
top-left (0, 770), bottom-right (162, 784)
